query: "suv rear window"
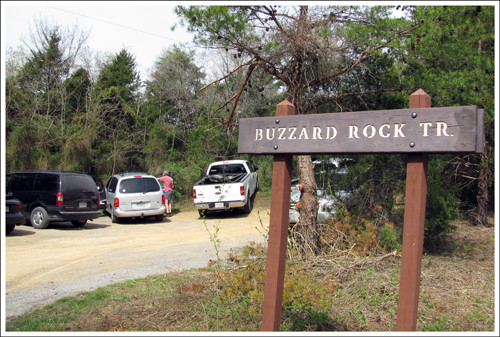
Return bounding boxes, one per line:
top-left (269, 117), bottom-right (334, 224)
top-left (118, 177), bottom-right (160, 194)
top-left (62, 175), bottom-right (97, 193)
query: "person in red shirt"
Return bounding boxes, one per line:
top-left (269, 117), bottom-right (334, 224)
top-left (158, 170), bottom-right (174, 216)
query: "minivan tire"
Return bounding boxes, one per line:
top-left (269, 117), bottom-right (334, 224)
top-left (71, 220), bottom-right (87, 227)
top-left (111, 211), bottom-right (119, 224)
top-left (31, 207), bottom-right (50, 229)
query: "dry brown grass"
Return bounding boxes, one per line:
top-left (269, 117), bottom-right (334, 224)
top-left (416, 217), bottom-right (496, 331)
top-left (325, 216), bottom-right (496, 331)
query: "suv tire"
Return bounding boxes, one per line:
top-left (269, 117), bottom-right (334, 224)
top-left (71, 220), bottom-right (87, 227)
top-left (31, 207), bottom-right (50, 229)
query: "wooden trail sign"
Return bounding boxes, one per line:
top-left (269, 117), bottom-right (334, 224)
top-left (238, 106), bottom-right (484, 155)
top-left (237, 89), bottom-right (485, 332)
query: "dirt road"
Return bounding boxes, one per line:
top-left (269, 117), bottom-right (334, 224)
top-left (4, 206), bottom-right (270, 318)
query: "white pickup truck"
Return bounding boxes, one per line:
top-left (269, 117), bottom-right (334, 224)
top-left (193, 160), bottom-right (259, 215)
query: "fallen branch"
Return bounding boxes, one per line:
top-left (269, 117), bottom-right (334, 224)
top-left (347, 250), bottom-right (400, 269)
top-left (311, 250), bottom-right (401, 279)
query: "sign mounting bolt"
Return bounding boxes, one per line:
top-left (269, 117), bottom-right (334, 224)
top-left (273, 145), bottom-right (278, 150)
top-left (409, 142), bottom-right (416, 148)
top-left (275, 119), bottom-right (280, 124)
top-left (411, 112), bottom-right (418, 118)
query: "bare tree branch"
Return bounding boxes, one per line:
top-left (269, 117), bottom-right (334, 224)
top-left (225, 62), bottom-right (258, 128)
top-left (303, 87), bottom-right (416, 114)
top-left (199, 59), bottom-right (259, 92)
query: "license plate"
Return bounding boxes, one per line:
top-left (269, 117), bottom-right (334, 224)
top-left (134, 202), bottom-right (149, 209)
top-left (215, 202), bottom-right (224, 208)
top-left (79, 202), bottom-right (87, 208)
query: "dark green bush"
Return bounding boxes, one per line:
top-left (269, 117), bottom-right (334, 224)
top-left (424, 156), bottom-right (460, 250)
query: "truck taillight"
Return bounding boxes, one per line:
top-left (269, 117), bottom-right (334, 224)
top-left (162, 195), bottom-right (166, 205)
top-left (240, 186), bottom-right (245, 196)
top-left (56, 192), bottom-right (64, 206)
top-left (193, 189), bottom-right (197, 199)
top-left (114, 198), bottom-right (119, 207)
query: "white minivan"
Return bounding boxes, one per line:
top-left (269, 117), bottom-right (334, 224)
top-left (105, 172), bottom-right (165, 223)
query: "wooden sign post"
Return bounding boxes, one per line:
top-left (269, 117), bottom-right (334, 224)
top-left (237, 89), bottom-right (484, 332)
top-left (396, 89), bottom-right (431, 331)
top-left (261, 100), bottom-right (294, 331)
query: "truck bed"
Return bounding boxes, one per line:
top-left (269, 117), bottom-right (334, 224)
top-left (194, 173), bottom-right (249, 185)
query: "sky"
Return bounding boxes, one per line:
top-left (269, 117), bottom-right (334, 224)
top-left (1, 1), bottom-right (199, 81)
top-left (0, 0), bottom-right (423, 81)
top-left (2, 1), bottom-right (485, 81)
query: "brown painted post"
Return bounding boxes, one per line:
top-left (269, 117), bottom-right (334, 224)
top-left (261, 100), bottom-right (295, 331)
top-left (396, 89), bottom-right (431, 331)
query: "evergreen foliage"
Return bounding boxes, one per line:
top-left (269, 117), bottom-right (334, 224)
top-left (407, 5), bottom-right (495, 223)
top-left (95, 49), bottom-right (140, 105)
top-left (424, 157), bottom-right (461, 249)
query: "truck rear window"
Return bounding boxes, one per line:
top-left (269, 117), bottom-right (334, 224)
top-left (209, 164), bottom-right (246, 175)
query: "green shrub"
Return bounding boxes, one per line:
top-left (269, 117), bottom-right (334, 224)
top-left (424, 156), bottom-right (460, 250)
top-left (219, 242), bottom-right (338, 330)
top-left (282, 304), bottom-right (342, 331)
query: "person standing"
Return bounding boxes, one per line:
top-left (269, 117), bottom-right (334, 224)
top-left (158, 170), bottom-right (174, 216)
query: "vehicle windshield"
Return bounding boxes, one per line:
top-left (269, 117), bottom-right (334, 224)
top-left (119, 177), bottom-right (160, 194)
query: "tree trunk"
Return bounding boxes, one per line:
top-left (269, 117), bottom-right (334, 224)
top-left (476, 143), bottom-right (489, 226)
top-left (287, 7), bottom-right (321, 255)
top-left (292, 155), bottom-right (320, 255)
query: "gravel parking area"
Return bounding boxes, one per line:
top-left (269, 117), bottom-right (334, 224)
top-left (4, 207), bottom-right (270, 318)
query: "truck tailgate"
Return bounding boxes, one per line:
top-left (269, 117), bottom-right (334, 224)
top-left (194, 183), bottom-right (243, 203)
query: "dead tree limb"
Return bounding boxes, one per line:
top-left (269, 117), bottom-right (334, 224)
top-left (198, 59), bottom-right (260, 92)
top-left (225, 62), bottom-right (258, 128)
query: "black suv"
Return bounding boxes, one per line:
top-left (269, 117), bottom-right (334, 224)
top-left (6, 171), bottom-right (101, 229)
top-left (6, 197), bottom-right (26, 234)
